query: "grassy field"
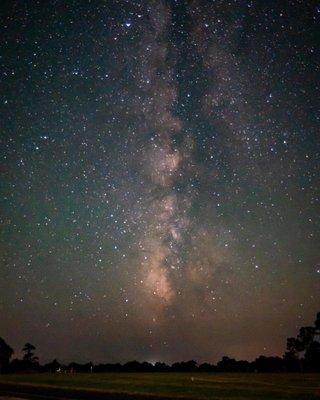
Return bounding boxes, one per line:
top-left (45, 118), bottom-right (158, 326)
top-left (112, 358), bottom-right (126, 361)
top-left (0, 373), bottom-right (319, 400)
top-left (0, 398), bottom-right (25, 400)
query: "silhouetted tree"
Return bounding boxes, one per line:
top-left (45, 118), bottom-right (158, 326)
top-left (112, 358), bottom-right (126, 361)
top-left (283, 350), bottom-right (300, 372)
top-left (283, 336), bottom-right (302, 371)
top-left (95, 363), bottom-right (122, 372)
top-left (253, 356), bottom-right (284, 372)
top-left (9, 358), bottom-right (25, 373)
top-left (217, 356), bottom-right (238, 372)
top-left (154, 362), bottom-right (170, 372)
top-left (315, 312), bottom-right (320, 329)
top-left (67, 362), bottom-right (94, 372)
top-left (22, 343), bottom-right (36, 362)
top-left (304, 341), bottom-right (320, 372)
top-left (122, 360), bottom-right (154, 372)
top-left (236, 360), bottom-right (252, 372)
top-left (43, 359), bottom-right (61, 373)
top-left (284, 311), bottom-right (320, 372)
top-left (22, 342), bottom-right (39, 367)
top-left (0, 337), bottom-right (14, 373)
top-left (198, 362), bottom-right (216, 372)
top-left (171, 360), bottom-right (197, 372)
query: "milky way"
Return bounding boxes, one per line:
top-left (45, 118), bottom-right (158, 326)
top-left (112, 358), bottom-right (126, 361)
top-left (1, 0), bottom-right (319, 364)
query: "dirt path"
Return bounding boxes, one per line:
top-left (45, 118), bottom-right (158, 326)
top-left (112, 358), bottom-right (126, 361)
top-left (0, 383), bottom-right (184, 400)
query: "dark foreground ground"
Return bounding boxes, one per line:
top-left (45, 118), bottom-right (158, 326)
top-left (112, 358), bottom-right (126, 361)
top-left (0, 373), bottom-right (319, 400)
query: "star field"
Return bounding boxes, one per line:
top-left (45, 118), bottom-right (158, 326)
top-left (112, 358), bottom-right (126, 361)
top-left (1, 0), bottom-right (319, 364)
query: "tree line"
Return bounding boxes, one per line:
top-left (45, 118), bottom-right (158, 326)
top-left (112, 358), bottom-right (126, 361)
top-left (1, 311), bottom-right (319, 373)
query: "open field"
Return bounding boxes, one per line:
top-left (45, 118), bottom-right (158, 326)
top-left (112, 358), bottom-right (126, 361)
top-left (0, 373), bottom-right (319, 400)
top-left (0, 398), bottom-right (26, 400)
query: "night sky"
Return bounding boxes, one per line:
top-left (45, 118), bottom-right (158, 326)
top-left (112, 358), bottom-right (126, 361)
top-left (1, 0), bottom-right (319, 365)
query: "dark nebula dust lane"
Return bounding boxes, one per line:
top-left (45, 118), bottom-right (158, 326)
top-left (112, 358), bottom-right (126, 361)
top-left (1, 0), bottom-right (319, 364)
